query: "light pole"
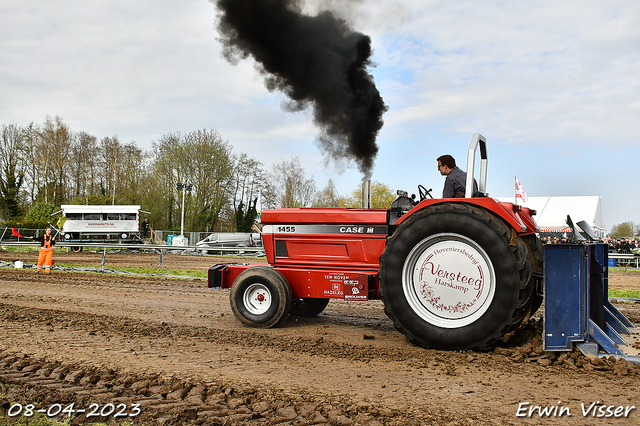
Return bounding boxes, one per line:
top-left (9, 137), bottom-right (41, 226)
top-left (176, 182), bottom-right (193, 243)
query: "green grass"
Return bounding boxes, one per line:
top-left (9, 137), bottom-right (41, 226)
top-left (0, 246), bottom-right (39, 253)
top-left (54, 263), bottom-right (207, 278)
top-left (0, 414), bottom-right (70, 426)
top-left (1, 246), bottom-right (130, 254)
top-left (0, 411), bottom-right (72, 426)
top-left (0, 383), bottom-right (139, 426)
top-left (0, 414), bottom-right (136, 426)
top-left (609, 266), bottom-right (640, 272)
top-left (609, 289), bottom-right (640, 299)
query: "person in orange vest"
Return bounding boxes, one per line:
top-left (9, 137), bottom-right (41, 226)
top-left (28, 227), bottom-right (56, 273)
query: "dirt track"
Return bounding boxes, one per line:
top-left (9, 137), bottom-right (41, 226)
top-left (1, 250), bottom-right (640, 425)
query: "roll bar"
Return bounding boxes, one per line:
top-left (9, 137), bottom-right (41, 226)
top-left (465, 133), bottom-right (488, 198)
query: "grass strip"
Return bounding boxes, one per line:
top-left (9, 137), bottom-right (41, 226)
top-left (54, 263), bottom-right (207, 279)
top-left (608, 289), bottom-right (640, 299)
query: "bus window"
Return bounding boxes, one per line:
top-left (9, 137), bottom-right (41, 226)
top-left (84, 213), bottom-right (102, 220)
top-left (66, 213), bottom-right (82, 220)
top-left (106, 213), bottom-right (120, 220)
top-left (122, 213), bottom-right (136, 220)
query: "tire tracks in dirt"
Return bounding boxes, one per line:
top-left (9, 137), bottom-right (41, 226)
top-left (2, 257), bottom-right (640, 425)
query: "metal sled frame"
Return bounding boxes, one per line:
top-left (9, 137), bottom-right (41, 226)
top-left (543, 242), bottom-right (639, 363)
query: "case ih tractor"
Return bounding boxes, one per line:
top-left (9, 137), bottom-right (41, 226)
top-left (209, 134), bottom-right (545, 351)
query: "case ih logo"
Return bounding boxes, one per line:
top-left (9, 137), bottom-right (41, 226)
top-left (415, 242), bottom-right (491, 318)
top-left (339, 226), bottom-right (375, 234)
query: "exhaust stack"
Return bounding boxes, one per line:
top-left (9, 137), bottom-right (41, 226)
top-left (362, 180), bottom-right (371, 209)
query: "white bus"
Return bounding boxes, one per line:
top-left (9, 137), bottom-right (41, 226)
top-left (60, 205), bottom-right (142, 242)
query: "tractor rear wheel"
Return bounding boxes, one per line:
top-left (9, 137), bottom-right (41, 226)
top-left (379, 203), bottom-right (531, 351)
top-left (230, 266), bottom-right (292, 328)
top-left (290, 298), bottom-right (330, 318)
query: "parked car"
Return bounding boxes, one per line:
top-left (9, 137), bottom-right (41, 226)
top-left (196, 232), bottom-right (260, 254)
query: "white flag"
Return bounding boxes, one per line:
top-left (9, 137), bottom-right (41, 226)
top-left (515, 177), bottom-right (528, 203)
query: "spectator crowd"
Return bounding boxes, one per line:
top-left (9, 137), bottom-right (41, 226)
top-left (540, 235), bottom-right (639, 254)
top-left (604, 237), bottom-right (639, 254)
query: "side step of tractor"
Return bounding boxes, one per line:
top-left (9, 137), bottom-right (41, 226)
top-left (543, 242), bottom-right (639, 364)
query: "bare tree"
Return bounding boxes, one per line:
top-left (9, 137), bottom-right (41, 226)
top-left (181, 129), bottom-right (234, 232)
top-left (610, 222), bottom-right (635, 238)
top-left (267, 157), bottom-right (317, 208)
top-left (68, 131), bottom-right (99, 204)
top-left (118, 142), bottom-right (146, 204)
top-left (149, 133), bottom-right (183, 230)
top-left (0, 124), bottom-right (26, 219)
top-left (342, 181), bottom-right (396, 209)
top-left (21, 122), bottom-right (40, 204)
top-left (230, 152), bottom-right (267, 223)
top-left (315, 178), bottom-right (343, 207)
top-left (98, 136), bottom-right (123, 205)
top-left (39, 116), bottom-right (72, 205)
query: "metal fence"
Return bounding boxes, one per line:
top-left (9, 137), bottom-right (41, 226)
top-left (2, 227), bottom-right (223, 246)
top-left (609, 253), bottom-right (640, 268)
top-left (0, 227), bottom-right (265, 256)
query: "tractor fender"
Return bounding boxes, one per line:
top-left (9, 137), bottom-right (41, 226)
top-left (395, 198), bottom-right (535, 234)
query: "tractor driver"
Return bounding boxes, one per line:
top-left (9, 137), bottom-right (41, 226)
top-left (437, 155), bottom-right (478, 198)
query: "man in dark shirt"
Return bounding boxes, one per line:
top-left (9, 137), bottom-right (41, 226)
top-left (437, 155), bottom-right (478, 198)
top-left (142, 218), bottom-right (150, 240)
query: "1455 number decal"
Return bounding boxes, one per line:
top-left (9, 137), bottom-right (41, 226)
top-left (276, 226), bottom-right (296, 232)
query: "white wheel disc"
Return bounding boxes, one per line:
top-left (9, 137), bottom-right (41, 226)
top-left (243, 283), bottom-right (273, 315)
top-left (402, 233), bottom-right (496, 328)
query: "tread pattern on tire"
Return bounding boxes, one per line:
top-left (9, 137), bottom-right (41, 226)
top-left (379, 203), bottom-right (532, 351)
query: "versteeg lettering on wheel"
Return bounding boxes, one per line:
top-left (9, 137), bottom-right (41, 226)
top-left (379, 203), bottom-right (531, 351)
top-left (230, 266), bottom-right (292, 328)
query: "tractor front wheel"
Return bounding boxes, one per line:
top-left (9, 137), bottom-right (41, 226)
top-left (230, 266), bottom-right (292, 328)
top-left (379, 203), bottom-right (531, 351)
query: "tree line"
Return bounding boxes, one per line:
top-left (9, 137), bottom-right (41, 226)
top-left (0, 116), bottom-right (396, 233)
top-left (609, 222), bottom-right (640, 239)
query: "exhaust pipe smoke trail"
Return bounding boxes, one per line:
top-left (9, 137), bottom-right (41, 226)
top-left (213, 0), bottom-right (387, 178)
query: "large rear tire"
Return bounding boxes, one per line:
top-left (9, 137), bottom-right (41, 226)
top-left (230, 266), bottom-right (292, 328)
top-left (379, 203), bottom-right (531, 351)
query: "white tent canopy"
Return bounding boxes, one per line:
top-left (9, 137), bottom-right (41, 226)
top-left (496, 196), bottom-right (606, 237)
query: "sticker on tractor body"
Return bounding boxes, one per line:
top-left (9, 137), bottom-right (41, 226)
top-left (343, 276), bottom-right (368, 301)
top-left (263, 224), bottom-right (388, 235)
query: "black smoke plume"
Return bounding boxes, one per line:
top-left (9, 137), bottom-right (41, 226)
top-left (213, 0), bottom-right (387, 178)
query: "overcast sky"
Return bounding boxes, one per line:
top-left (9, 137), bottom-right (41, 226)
top-left (2, 0), bottom-right (639, 230)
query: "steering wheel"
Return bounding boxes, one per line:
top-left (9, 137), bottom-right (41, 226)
top-left (418, 185), bottom-right (432, 201)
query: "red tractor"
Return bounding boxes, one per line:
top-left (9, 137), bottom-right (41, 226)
top-left (209, 134), bottom-right (542, 351)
